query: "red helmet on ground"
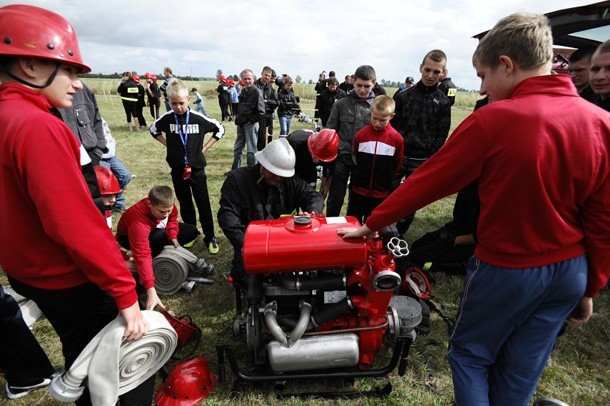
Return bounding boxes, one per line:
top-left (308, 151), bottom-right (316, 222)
top-left (154, 358), bottom-right (216, 406)
top-left (0, 4), bottom-right (91, 73)
top-left (308, 129), bottom-right (339, 162)
top-left (219, 75), bottom-right (227, 83)
top-left (132, 73), bottom-right (141, 83)
top-left (94, 166), bottom-right (121, 195)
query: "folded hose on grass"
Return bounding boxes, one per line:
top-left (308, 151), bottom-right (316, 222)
top-left (152, 246), bottom-right (213, 295)
top-left (49, 310), bottom-right (177, 405)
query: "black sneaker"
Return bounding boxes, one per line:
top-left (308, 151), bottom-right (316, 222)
top-left (6, 377), bottom-right (52, 400)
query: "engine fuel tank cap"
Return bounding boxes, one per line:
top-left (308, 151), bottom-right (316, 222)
top-left (294, 216), bottom-right (312, 226)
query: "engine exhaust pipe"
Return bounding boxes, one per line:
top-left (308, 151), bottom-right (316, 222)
top-left (264, 301), bottom-right (312, 347)
top-left (277, 297), bottom-right (353, 331)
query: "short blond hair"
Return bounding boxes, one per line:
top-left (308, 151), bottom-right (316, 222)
top-left (593, 39), bottom-right (610, 59)
top-left (372, 95), bottom-right (395, 115)
top-left (166, 78), bottom-right (188, 98)
top-left (473, 12), bottom-right (552, 70)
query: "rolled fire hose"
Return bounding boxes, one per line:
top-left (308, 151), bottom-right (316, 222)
top-left (49, 310), bottom-right (177, 406)
top-left (152, 246), bottom-right (211, 295)
top-left (2, 284), bottom-right (43, 327)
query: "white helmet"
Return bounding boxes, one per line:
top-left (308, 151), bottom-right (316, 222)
top-left (255, 138), bottom-right (296, 177)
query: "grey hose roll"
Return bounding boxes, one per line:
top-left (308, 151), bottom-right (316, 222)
top-left (152, 246), bottom-right (212, 295)
top-left (49, 310), bottom-right (177, 405)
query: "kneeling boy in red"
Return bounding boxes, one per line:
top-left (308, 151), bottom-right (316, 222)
top-left (347, 95), bottom-right (403, 224)
top-left (151, 79), bottom-right (224, 254)
top-left (116, 186), bottom-right (200, 310)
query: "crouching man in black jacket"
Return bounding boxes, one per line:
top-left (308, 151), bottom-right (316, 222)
top-left (218, 138), bottom-right (324, 291)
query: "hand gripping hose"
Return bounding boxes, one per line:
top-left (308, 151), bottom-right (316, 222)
top-left (152, 246), bottom-right (212, 295)
top-left (49, 310), bottom-right (178, 405)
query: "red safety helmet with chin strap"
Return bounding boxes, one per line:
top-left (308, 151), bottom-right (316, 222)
top-left (308, 129), bottom-right (339, 162)
top-left (94, 166), bottom-right (122, 195)
top-left (132, 73), bottom-right (141, 83)
top-left (0, 4), bottom-right (91, 74)
top-left (218, 75), bottom-right (227, 83)
top-left (154, 358), bottom-right (216, 406)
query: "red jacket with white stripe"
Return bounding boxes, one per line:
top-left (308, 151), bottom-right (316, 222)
top-left (351, 123), bottom-right (404, 198)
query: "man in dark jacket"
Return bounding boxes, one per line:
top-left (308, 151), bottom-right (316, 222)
top-left (317, 77), bottom-right (346, 127)
top-left (391, 49), bottom-right (451, 235)
top-left (59, 82), bottom-right (106, 165)
top-left (254, 66), bottom-right (279, 149)
top-left (218, 138), bottom-right (324, 283)
top-left (231, 69), bottom-right (265, 171)
top-left (325, 65), bottom-right (376, 216)
top-left (571, 46), bottom-right (601, 104)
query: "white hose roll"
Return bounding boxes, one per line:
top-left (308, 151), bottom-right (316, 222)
top-left (49, 310), bottom-right (177, 405)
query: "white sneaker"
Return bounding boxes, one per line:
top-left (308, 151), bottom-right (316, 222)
top-left (6, 377), bottom-right (51, 399)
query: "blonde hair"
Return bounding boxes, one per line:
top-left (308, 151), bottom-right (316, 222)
top-left (372, 95), bottom-right (395, 115)
top-left (282, 75), bottom-right (293, 85)
top-left (166, 78), bottom-right (189, 98)
top-left (594, 39), bottom-right (610, 58)
top-left (473, 12), bottom-right (552, 70)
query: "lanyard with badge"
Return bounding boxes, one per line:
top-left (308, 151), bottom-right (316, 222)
top-left (175, 110), bottom-right (191, 180)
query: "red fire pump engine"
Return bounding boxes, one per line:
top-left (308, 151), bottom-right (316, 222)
top-left (216, 215), bottom-right (423, 397)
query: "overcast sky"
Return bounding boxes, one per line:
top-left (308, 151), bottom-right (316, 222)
top-left (7, 0), bottom-right (595, 90)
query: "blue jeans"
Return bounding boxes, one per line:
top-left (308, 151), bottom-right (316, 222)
top-left (448, 255), bottom-right (587, 406)
top-left (99, 156), bottom-right (132, 209)
top-left (279, 116), bottom-right (292, 136)
top-left (232, 122), bottom-right (259, 170)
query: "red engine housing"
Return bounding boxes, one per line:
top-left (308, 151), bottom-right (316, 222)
top-left (241, 216), bottom-right (400, 370)
top-left (243, 215), bottom-right (367, 273)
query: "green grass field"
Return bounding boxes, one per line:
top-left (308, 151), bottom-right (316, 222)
top-left (1, 79), bottom-right (608, 405)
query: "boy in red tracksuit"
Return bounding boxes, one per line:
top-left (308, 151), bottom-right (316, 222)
top-left (116, 186), bottom-right (200, 310)
top-left (341, 12), bottom-right (610, 406)
top-left (0, 5), bottom-right (154, 404)
top-left (347, 95), bottom-right (403, 224)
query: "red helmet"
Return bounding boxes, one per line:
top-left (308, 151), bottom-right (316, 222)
top-left (228, 79), bottom-right (235, 86)
top-left (219, 75), bottom-right (227, 83)
top-left (144, 72), bottom-right (153, 80)
top-left (308, 129), bottom-right (339, 162)
top-left (154, 358), bottom-right (216, 406)
top-left (94, 166), bottom-right (121, 195)
top-left (0, 4), bottom-right (91, 73)
top-left (132, 73), bottom-right (141, 83)
top-left (151, 74), bottom-right (158, 82)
